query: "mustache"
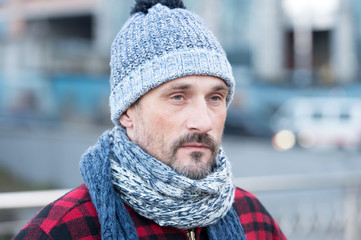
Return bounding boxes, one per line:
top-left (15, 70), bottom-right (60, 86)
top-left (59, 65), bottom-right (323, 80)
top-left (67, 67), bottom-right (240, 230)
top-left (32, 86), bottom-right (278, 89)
top-left (171, 132), bottom-right (217, 153)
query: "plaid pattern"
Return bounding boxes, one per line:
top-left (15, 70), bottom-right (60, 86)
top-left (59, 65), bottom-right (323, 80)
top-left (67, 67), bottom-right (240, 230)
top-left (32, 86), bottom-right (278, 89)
top-left (13, 184), bottom-right (286, 240)
top-left (13, 184), bottom-right (100, 240)
top-left (233, 188), bottom-right (286, 240)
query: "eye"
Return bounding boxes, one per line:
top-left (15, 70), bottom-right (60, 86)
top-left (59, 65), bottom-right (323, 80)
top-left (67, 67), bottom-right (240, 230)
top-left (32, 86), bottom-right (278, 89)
top-left (210, 96), bottom-right (222, 102)
top-left (171, 95), bottom-right (184, 101)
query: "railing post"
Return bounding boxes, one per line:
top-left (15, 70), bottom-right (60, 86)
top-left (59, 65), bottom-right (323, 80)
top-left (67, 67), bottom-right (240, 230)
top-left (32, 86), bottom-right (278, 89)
top-left (344, 186), bottom-right (360, 240)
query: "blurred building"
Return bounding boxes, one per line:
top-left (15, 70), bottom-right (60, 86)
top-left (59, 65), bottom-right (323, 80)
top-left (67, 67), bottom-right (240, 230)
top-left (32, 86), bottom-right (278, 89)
top-left (0, 0), bottom-right (133, 124)
top-left (0, 0), bottom-right (132, 72)
top-left (0, 0), bottom-right (360, 125)
top-left (194, 0), bottom-right (360, 87)
top-left (252, 0), bottom-right (359, 86)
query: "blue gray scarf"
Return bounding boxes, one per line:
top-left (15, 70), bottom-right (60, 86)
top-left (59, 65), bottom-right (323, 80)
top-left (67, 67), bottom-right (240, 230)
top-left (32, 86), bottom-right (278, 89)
top-left (80, 127), bottom-right (246, 239)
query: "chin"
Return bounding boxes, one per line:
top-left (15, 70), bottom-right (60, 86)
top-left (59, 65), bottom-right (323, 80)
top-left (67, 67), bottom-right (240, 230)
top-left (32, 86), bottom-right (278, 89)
top-left (171, 157), bottom-right (215, 180)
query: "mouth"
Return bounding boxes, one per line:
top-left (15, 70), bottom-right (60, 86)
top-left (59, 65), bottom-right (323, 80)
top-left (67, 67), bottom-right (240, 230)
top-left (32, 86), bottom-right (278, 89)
top-left (180, 142), bottom-right (210, 151)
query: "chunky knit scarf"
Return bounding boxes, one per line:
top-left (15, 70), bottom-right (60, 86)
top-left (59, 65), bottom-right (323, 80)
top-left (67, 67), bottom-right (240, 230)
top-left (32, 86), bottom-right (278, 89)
top-left (80, 127), bottom-right (246, 240)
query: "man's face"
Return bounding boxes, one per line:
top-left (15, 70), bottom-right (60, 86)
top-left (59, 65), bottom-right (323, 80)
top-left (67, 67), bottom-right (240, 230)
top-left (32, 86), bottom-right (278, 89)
top-left (120, 75), bottom-right (228, 180)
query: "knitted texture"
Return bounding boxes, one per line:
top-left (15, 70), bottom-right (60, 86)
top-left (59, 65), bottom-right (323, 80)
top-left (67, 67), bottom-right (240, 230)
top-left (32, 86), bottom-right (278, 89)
top-left (130, 0), bottom-right (186, 14)
top-left (109, 3), bottom-right (235, 125)
top-left (80, 131), bottom-right (138, 240)
top-left (110, 127), bottom-right (235, 229)
top-left (80, 127), bottom-right (246, 239)
top-left (207, 207), bottom-right (246, 240)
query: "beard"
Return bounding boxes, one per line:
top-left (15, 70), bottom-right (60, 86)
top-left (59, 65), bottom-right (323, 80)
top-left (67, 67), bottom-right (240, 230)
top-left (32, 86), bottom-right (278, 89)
top-left (131, 120), bottom-right (221, 180)
top-left (166, 132), bottom-right (219, 180)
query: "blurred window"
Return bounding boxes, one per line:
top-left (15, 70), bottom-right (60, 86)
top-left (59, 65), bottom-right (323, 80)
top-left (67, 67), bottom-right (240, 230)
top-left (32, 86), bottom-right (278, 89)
top-left (48, 15), bottom-right (93, 39)
top-left (222, 0), bottom-right (252, 66)
top-left (46, 15), bottom-right (93, 58)
top-left (339, 112), bottom-right (350, 121)
top-left (0, 22), bottom-right (7, 39)
top-left (353, 0), bottom-right (361, 80)
top-left (312, 31), bottom-right (330, 68)
top-left (312, 111), bottom-right (323, 120)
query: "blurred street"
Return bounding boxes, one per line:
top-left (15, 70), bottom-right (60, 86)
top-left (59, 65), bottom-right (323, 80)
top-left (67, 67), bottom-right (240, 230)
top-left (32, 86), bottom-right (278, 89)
top-left (0, 124), bottom-right (360, 189)
top-left (0, 124), bottom-right (360, 239)
top-left (223, 135), bottom-right (361, 178)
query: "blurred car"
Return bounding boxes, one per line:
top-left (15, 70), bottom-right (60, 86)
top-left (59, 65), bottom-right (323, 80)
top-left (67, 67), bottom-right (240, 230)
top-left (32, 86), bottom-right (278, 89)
top-left (270, 97), bottom-right (361, 150)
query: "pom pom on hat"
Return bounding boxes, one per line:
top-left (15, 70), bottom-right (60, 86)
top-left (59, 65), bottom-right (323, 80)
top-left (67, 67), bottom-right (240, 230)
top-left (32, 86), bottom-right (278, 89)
top-left (110, 1), bottom-right (235, 126)
top-left (131, 0), bottom-right (186, 14)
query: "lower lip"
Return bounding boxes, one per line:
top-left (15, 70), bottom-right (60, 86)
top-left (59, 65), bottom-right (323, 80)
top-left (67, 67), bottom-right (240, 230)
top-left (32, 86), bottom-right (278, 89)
top-left (181, 146), bottom-right (209, 151)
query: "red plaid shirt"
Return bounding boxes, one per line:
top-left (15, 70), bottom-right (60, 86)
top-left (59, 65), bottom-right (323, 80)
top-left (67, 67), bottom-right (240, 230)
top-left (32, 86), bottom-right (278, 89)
top-left (13, 183), bottom-right (286, 240)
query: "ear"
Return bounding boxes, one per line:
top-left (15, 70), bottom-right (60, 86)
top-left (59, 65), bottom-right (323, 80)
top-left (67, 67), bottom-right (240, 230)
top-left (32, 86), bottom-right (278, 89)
top-left (119, 110), bottom-right (133, 128)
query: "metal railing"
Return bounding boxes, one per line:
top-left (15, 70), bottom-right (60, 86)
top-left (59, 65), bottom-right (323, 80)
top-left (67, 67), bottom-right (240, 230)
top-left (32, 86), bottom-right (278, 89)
top-left (234, 172), bottom-right (361, 240)
top-left (1, 171), bottom-right (361, 239)
top-left (233, 171), bottom-right (361, 191)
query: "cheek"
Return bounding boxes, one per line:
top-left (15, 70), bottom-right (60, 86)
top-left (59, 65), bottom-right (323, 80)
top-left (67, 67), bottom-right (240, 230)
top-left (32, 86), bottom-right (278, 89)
top-left (144, 111), bottom-right (177, 136)
top-left (157, 114), bottom-right (179, 133)
top-left (212, 111), bottom-right (227, 136)
top-left (156, 114), bottom-right (184, 147)
top-left (220, 112), bottom-right (227, 127)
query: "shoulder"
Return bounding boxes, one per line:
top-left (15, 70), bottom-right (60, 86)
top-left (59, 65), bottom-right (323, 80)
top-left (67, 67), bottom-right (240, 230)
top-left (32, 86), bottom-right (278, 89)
top-left (233, 187), bottom-right (287, 240)
top-left (13, 184), bottom-right (101, 240)
top-left (233, 187), bottom-right (271, 224)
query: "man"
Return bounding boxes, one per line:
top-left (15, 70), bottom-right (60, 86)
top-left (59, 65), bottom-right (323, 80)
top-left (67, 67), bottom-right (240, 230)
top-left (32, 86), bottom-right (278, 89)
top-left (14, 0), bottom-right (286, 239)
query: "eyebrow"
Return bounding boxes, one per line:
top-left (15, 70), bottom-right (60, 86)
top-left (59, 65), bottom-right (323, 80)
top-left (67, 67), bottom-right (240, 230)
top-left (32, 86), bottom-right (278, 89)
top-left (212, 85), bottom-right (229, 93)
top-left (167, 83), bottom-right (229, 92)
top-left (168, 83), bottom-right (191, 90)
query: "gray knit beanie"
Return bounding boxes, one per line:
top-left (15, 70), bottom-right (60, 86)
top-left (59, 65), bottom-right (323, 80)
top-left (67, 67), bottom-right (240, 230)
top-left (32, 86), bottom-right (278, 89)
top-left (110, 0), bottom-right (235, 126)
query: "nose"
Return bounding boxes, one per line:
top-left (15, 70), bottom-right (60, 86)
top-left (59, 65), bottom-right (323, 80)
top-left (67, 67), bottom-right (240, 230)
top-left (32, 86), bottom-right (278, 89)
top-left (186, 100), bottom-right (212, 133)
